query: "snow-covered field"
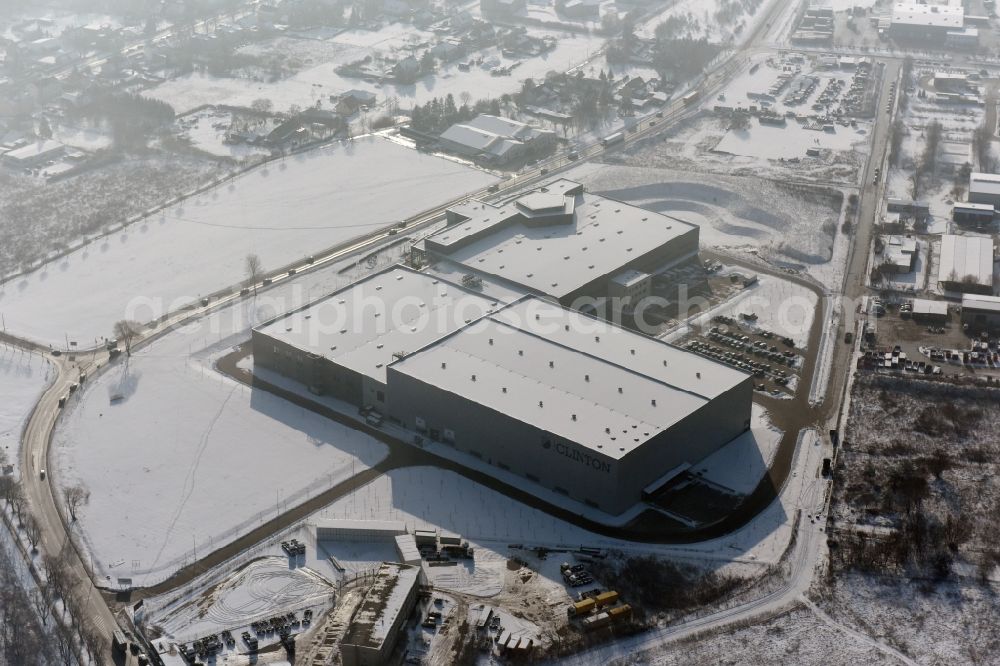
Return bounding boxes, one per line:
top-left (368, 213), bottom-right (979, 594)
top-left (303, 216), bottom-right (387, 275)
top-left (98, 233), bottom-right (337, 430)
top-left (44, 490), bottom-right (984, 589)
top-left (0, 136), bottom-right (496, 346)
top-left (682, 275), bottom-right (820, 349)
top-left (146, 26), bottom-right (601, 114)
top-left (52, 282), bottom-right (391, 585)
top-left (635, 0), bottom-right (767, 45)
top-left (0, 347), bottom-right (51, 476)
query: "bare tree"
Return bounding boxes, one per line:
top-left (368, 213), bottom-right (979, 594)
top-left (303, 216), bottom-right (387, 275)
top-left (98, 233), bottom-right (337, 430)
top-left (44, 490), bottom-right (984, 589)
top-left (30, 588), bottom-right (50, 627)
top-left (0, 474), bottom-right (17, 506)
top-left (64, 485), bottom-right (90, 522)
top-left (82, 626), bottom-right (106, 666)
top-left (113, 320), bottom-right (142, 357)
top-left (53, 620), bottom-right (75, 666)
top-left (22, 512), bottom-right (41, 551)
top-left (9, 480), bottom-right (26, 519)
top-left (42, 552), bottom-right (71, 602)
top-left (245, 253), bottom-right (263, 296)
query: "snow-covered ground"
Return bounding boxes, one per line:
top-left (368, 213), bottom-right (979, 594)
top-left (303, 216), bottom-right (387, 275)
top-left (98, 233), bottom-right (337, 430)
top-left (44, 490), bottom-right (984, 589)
top-left (52, 277), bottom-right (392, 585)
top-left (566, 161), bottom-right (843, 270)
top-left (687, 275), bottom-right (820, 349)
top-left (0, 347), bottom-right (52, 477)
top-left (151, 555), bottom-right (335, 642)
top-left (635, 0), bottom-right (767, 44)
top-left (146, 26), bottom-right (601, 114)
top-left (0, 136), bottom-right (496, 346)
top-left (177, 108), bottom-right (272, 160)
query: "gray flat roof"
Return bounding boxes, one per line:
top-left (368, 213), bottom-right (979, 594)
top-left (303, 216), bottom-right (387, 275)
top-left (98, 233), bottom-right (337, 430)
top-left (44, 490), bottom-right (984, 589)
top-left (970, 172), bottom-right (1000, 197)
top-left (938, 234), bottom-right (994, 287)
top-left (962, 294), bottom-right (1000, 313)
top-left (954, 202), bottom-right (995, 212)
top-left (255, 266), bottom-right (503, 385)
top-left (892, 2), bottom-right (963, 28)
top-left (911, 298), bottom-right (948, 316)
top-left (424, 180), bottom-right (697, 300)
top-left (389, 297), bottom-right (749, 458)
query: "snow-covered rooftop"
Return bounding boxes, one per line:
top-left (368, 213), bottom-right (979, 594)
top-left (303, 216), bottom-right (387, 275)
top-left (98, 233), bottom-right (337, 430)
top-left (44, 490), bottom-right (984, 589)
top-left (424, 180), bottom-right (698, 300)
top-left (2, 139), bottom-right (63, 161)
top-left (969, 172), bottom-right (1000, 198)
top-left (343, 562), bottom-right (420, 649)
top-left (891, 2), bottom-right (963, 29)
top-left (911, 299), bottom-right (948, 316)
top-left (961, 293), bottom-right (1000, 313)
top-left (938, 234), bottom-right (994, 287)
top-left (388, 297), bottom-right (749, 459)
top-left (255, 266), bottom-right (502, 385)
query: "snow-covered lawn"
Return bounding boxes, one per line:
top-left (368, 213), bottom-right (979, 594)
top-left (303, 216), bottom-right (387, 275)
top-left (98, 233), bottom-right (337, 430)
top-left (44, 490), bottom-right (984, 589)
top-left (0, 136), bottom-right (496, 346)
top-left (52, 292), bottom-right (391, 585)
top-left (0, 347), bottom-right (52, 476)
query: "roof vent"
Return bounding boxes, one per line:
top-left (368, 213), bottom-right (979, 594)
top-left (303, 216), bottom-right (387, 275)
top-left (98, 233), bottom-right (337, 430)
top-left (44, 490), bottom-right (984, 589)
top-left (564, 324), bottom-right (570, 331)
top-left (441, 362), bottom-right (447, 369)
top-left (539, 400), bottom-right (544, 408)
top-left (651, 399), bottom-right (657, 406)
top-left (571, 414), bottom-right (577, 421)
top-left (605, 427), bottom-right (611, 434)
top-left (585, 374), bottom-right (590, 382)
top-left (535, 314), bottom-right (540, 320)
top-left (618, 387), bottom-right (623, 394)
top-left (630, 348), bottom-right (635, 355)
top-left (663, 360), bottom-right (668, 366)
top-left (471, 374), bottom-right (476, 381)
top-left (696, 372), bottom-right (702, 379)
top-left (519, 349), bottom-right (524, 356)
top-left (489, 338), bottom-right (494, 345)
top-left (549, 360), bottom-right (554, 368)
top-left (595, 336), bottom-right (600, 342)
top-left (502, 387), bottom-right (507, 393)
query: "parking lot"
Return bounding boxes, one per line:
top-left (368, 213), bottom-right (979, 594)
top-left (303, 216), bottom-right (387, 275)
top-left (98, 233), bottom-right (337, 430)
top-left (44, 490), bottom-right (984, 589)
top-left (681, 314), bottom-right (802, 398)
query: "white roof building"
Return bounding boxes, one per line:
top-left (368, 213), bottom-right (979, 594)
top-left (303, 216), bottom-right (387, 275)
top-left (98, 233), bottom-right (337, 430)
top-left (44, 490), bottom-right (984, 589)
top-left (938, 234), bottom-right (994, 290)
top-left (2, 139), bottom-right (64, 166)
top-left (968, 172), bottom-right (1000, 206)
top-left (421, 180), bottom-right (699, 303)
top-left (438, 114), bottom-right (554, 163)
top-left (891, 2), bottom-right (964, 30)
top-left (389, 296), bottom-right (749, 459)
top-left (255, 266), bottom-right (507, 386)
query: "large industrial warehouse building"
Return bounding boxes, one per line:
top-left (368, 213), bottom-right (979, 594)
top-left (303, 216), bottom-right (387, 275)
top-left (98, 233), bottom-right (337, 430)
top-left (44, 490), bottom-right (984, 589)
top-left (253, 267), bottom-right (752, 514)
top-left (411, 179), bottom-right (699, 310)
top-left (937, 234), bottom-right (995, 295)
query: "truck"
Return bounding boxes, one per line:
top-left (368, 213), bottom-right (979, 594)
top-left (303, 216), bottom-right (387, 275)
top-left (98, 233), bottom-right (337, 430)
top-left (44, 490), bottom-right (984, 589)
top-left (567, 598), bottom-right (596, 617)
top-left (601, 132), bottom-right (624, 147)
top-left (594, 591), bottom-right (619, 608)
top-left (682, 90), bottom-right (700, 106)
